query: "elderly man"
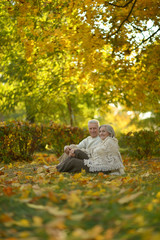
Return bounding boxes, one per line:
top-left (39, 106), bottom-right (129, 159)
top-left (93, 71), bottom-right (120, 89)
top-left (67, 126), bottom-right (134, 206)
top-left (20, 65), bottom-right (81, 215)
top-left (59, 119), bottom-right (101, 162)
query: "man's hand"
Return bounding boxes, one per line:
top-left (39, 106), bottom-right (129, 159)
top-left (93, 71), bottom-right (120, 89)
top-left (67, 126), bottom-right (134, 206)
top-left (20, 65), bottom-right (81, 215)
top-left (64, 146), bottom-right (71, 154)
top-left (68, 149), bottom-right (75, 157)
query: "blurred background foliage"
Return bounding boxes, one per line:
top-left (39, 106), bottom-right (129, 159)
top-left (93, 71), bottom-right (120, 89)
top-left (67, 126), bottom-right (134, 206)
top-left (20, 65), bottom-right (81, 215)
top-left (0, 121), bottom-right (159, 163)
top-left (0, 0), bottom-right (159, 133)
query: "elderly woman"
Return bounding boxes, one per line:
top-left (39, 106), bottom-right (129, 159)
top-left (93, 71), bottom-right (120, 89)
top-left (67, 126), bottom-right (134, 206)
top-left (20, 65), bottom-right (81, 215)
top-left (56, 124), bottom-right (125, 175)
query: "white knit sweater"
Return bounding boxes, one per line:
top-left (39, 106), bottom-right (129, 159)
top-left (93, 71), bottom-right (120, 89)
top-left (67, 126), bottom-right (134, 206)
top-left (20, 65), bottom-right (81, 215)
top-left (84, 136), bottom-right (125, 175)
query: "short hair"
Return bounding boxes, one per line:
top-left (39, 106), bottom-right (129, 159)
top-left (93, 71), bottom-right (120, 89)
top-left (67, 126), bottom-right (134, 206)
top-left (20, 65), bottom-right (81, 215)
top-left (99, 124), bottom-right (115, 137)
top-left (88, 119), bottom-right (100, 126)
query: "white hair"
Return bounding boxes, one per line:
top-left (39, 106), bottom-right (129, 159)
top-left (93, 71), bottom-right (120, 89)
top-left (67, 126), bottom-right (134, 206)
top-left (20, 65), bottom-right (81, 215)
top-left (99, 124), bottom-right (115, 137)
top-left (88, 119), bottom-right (100, 126)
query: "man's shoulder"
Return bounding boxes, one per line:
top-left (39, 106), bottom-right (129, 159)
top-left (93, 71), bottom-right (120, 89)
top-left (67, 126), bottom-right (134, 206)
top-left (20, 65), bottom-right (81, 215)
top-left (88, 136), bottom-right (101, 142)
top-left (79, 136), bottom-right (101, 145)
top-left (82, 136), bottom-right (92, 141)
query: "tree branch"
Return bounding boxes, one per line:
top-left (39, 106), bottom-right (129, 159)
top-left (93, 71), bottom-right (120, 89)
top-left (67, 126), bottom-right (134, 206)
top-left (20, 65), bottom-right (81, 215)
top-left (105, 0), bottom-right (137, 39)
top-left (114, 0), bottom-right (137, 34)
top-left (106, 0), bottom-right (134, 8)
top-left (129, 22), bottom-right (143, 33)
top-left (132, 27), bottom-right (160, 51)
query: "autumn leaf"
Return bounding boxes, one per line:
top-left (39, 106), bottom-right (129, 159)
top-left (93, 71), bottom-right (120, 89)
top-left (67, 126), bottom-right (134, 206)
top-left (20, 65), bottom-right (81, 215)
top-left (27, 204), bottom-right (69, 217)
top-left (67, 190), bottom-right (82, 208)
top-left (32, 216), bottom-right (43, 227)
top-left (3, 186), bottom-right (14, 196)
top-left (118, 192), bottom-right (143, 204)
top-left (13, 219), bottom-right (30, 227)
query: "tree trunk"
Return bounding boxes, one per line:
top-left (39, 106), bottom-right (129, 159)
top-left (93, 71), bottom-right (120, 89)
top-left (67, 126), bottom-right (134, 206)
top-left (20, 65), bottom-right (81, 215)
top-left (25, 100), bottom-right (35, 123)
top-left (67, 101), bottom-right (74, 126)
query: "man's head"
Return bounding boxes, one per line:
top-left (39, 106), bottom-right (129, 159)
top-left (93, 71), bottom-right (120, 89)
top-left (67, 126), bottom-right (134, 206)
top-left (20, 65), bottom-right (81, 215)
top-left (88, 119), bottom-right (99, 138)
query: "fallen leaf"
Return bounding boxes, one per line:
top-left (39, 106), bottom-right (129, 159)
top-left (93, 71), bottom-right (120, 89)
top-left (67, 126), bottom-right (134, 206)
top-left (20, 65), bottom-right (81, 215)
top-left (14, 219), bottom-right (30, 227)
top-left (36, 167), bottom-right (45, 173)
top-left (32, 216), bottom-right (43, 227)
top-left (67, 190), bottom-right (82, 208)
top-left (104, 228), bottom-right (116, 240)
top-left (69, 213), bottom-right (85, 221)
top-left (0, 213), bottom-right (14, 223)
top-left (141, 172), bottom-right (150, 177)
top-left (72, 225), bottom-right (103, 239)
top-left (32, 184), bottom-right (44, 196)
top-left (18, 231), bottom-right (30, 238)
top-left (0, 171), bottom-right (4, 175)
top-left (3, 186), bottom-right (14, 196)
top-left (27, 204), bottom-right (69, 217)
top-left (118, 192), bottom-right (143, 204)
top-left (45, 220), bottom-right (66, 240)
top-left (156, 192), bottom-right (160, 198)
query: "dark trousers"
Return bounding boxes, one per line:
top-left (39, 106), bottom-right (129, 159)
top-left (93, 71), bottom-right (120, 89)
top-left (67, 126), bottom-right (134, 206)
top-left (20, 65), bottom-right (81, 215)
top-left (56, 150), bottom-right (89, 173)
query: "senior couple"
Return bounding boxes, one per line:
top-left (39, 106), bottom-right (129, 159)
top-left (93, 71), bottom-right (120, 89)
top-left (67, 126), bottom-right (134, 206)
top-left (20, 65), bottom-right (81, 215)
top-left (56, 120), bottom-right (125, 175)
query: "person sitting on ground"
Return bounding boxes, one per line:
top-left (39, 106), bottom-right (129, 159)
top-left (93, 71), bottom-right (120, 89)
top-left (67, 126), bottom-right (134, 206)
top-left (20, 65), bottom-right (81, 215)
top-left (58, 119), bottom-right (101, 162)
top-left (56, 124), bottom-right (125, 175)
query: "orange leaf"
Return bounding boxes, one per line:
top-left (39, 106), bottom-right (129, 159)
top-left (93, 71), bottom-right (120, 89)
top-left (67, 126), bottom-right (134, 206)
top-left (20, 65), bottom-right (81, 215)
top-left (3, 186), bottom-right (14, 196)
top-left (0, 171), bottom-right (4, 175)
top-left (0, 214), bottom-right (13, 223)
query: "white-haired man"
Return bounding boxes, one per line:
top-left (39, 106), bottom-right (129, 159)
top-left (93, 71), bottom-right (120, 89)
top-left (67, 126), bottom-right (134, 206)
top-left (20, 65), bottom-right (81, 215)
top-left (59, 119), bottom-right (101, 162)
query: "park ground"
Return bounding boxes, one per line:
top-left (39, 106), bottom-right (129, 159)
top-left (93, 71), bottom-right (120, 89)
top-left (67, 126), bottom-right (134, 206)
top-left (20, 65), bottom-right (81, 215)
top-left (0, 153), bottom-right (160, 240)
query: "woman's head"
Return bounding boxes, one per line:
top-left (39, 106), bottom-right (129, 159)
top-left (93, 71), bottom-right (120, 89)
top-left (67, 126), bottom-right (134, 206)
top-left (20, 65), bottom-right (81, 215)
top-left (99, 124), bottom-right (115, 140)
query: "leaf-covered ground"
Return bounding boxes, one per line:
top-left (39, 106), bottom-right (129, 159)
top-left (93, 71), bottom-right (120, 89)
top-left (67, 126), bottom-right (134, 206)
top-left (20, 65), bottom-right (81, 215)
top-left (0, 153), bottom-right (160, 240)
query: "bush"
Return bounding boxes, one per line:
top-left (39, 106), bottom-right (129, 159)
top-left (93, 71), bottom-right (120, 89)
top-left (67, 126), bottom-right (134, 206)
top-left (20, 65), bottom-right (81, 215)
top-left (0, 121), bottom-right (43, 163)
top-left (42, 122), bottom-right (88, 156)
top-left (119, 130), bottom-right (160, 160)
top-left (0, 121), bottom-right (89, 163)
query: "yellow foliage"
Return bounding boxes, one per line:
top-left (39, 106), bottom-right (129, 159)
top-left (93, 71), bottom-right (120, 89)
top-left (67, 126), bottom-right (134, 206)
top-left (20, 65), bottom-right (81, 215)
top-left (156, 192), bottom-right (160, 199)
top-left (14, 219), bottom-right (30, 227)
top-left (67, 190), bottom-right (82, 208)
top-left (32, 216), bottom-right (43, 227)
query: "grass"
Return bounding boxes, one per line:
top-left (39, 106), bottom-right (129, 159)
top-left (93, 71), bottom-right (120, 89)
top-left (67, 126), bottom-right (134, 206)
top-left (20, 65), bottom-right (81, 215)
top-left (0, 153), bottom-right (160, 240)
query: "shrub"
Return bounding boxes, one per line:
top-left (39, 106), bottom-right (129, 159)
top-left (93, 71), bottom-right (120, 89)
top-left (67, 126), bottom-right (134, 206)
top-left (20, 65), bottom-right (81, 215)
top-left (0, 121), bottom-right (43, 163)
top-left (42, 122), bottom-right (89, 156)
top-left (119, 130), bottom-right (160, 160)
top-left (0, 121), bottom-right (89, 163)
